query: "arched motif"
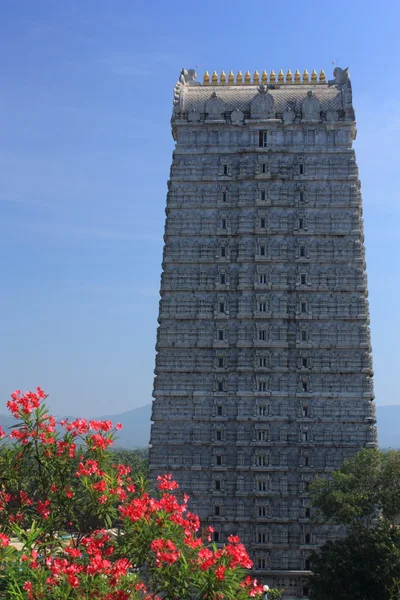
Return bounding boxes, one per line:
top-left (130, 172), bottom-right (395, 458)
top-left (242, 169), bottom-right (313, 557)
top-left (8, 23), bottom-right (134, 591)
top-left (250, 85), bottom-right (275, 119)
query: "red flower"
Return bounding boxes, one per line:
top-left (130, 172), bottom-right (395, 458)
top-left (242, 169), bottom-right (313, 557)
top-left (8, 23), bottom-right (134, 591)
top-left (157, 474), bottom-right (179, 491)
top-left (0, 533), bottom-right (9, 547)
top-left (215, 565), bottom-right (226, 580)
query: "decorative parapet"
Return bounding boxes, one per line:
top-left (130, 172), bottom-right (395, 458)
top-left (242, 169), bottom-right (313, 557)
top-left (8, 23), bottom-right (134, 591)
top-left (201, 69), bottom-right (327, 86)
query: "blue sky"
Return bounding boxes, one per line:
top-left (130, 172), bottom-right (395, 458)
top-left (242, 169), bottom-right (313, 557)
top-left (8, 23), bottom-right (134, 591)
top-left (0, 0), bottom-right (399, 416)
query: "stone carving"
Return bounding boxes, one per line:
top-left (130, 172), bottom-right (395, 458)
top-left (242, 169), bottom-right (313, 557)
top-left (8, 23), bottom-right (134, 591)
top-left (282, 106), bottom-right (295, 124)
top-left (326, 110), bottom-right (339, 123)
top-left (301, 90), bottom-right (321, 122)
top-left (205, 91), bottom-right (226, 121)
top-left (179, 68), bottom-right (199, 86)
top-left (231, 108), bottom-right (244, 125)
top-left (250, 85), bottom-right (275, 119)
top-left (328, 67), bottom-right (350, 87)
top-left (188, 108), bottom-right (201, 122)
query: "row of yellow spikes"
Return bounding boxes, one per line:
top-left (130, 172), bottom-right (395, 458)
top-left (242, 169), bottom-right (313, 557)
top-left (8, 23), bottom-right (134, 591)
top-left (203, 69), bottom-right (326, 85)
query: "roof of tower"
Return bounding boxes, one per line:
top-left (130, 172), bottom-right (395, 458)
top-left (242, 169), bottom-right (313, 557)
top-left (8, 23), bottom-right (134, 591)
top-left (171, 67), bottom-right (354, 124)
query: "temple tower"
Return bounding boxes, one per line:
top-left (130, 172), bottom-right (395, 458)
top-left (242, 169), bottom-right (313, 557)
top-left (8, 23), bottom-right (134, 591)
top-left (149, 67), bottom-right (376, 599)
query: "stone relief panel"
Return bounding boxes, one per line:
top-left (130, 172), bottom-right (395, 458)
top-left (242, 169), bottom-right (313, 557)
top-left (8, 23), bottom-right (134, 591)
top-left (250, 85), bottom-right (275, 119)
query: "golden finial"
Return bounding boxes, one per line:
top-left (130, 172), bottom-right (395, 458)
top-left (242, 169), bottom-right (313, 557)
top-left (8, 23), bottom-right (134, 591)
top-left (319, 69), bottom-right (326, 83)
top-left (278, 69), bottom-right (284, 84)
top-left (253, 70), bottom-right (260, 84)
top-left (211, 70), bottom-right (218, 85)
top-left (261, 70), bottom-right (268, 84)
top-left (236, 70), bottom-right (243, 84)
top-left (302, 69), bottom-right (309, 83)
top-left (311, 69), bottom-right (317, 83)
top-left (270, 69), bottom-right (276, 84)
top-left (228, 70), bottom-right (234, 85)
top-left (286, 69), bottom-right (293, 83)
top-left (220, 70), bottom-right (226, 85)
top-left (203, 71), bottom-right (210, 85)
top-left (244, 70), bottom-right (251, 85)
top-left (294, 69), bottom-right (301, 84)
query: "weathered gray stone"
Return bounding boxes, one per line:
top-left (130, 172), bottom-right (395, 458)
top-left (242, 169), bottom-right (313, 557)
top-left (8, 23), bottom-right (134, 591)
top-left (149, 67), bottom-right (376, 600)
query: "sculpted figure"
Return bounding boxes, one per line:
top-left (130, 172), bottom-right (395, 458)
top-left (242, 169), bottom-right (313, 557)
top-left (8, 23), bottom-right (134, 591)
top-left (302, 90), bottom-right (321, 122)
top-left (205, 91), bottom-right (226, 120)
top-left (328, 66), bottom-right (350, 87)
top-left (250, 85), bottom-right (275, 119)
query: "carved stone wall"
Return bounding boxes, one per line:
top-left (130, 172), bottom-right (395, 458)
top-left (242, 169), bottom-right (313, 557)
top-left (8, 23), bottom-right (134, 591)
top-left (149, 68), bottom-right (376, 600)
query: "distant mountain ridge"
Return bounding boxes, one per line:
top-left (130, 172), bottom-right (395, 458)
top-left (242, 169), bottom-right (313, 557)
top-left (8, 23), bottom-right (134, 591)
top-left (0, 404), bottom-right (398, 449)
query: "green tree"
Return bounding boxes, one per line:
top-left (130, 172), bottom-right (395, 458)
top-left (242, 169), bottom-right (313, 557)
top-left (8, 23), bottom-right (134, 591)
top-left (309, 525), bottom-right (400, 600)
top-left (309, 448), bottom-right (400, 599)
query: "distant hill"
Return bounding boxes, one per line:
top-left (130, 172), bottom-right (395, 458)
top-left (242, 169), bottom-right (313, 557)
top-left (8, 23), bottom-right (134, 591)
top-left (0, 404), bottom-right (399, 450)
top-left (0, 404), bottom-right (152, 449)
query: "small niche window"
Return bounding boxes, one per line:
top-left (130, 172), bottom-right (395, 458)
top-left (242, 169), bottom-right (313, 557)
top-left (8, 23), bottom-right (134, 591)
top-left (302, 431), bottom-right (308, 442)
top-left (258, 532), bottom-right (266, 543)
top-left (301, 330), bottom-right (308, 341)
top-left (260, 245), bottom-right (266, 256)
top-left (257, 558), bottom-right (266, 569)
top-left (261, 163), bottom-right (267, 174)
top-left (258, 381), bottom-right (267, 392)
top-left (221, 218), bottom-right (227, 230)
top-left (302, 358), bottom-right (308, 368)
top-left (299, 163), bottom-right (304, 175)
top-left (217, 382), bottom-right (224, 392)
top-left (301, 302), bottom-right (307, 314)
top-left (258, 505), bottom-right (267, 517)
top-left (222, 191), bottom-right (228, 202)
top-left (220, 246), bottom-right (226, 257)
top-left (215, 479), bottom-right (221, 491)
top-left (305, 507), bottom-right (311, 518)
top-left (258, 403), bottom-right (267, 415)
top-left (300, 246), bottom-right (306, 257)
top-left (218, 329), bottom-right (224, 341)
top-left (215, 505), bottom-right (220, 516)
top-left (217, 404), bottom-right (223, 415)
top-left (257, 479), bottom-right (267, 491)
top-left (214, 531), bottom-right (220, 542)
top-left (259, 357), bottom-right (267, 368)
top-left (299, 191), bottom-right (305, 203)
top-left (260, 217), bottom-right (266, 229)
top-left (219, 302), bottom-right (225, 313)
top-left (259, 131), bottom-right (268, 148)
top-left (260, 190), bottom-right (266, 201)
top-left (305, 558), bottom-right (311, 570)
top-left (302, 381), bottom-right (308, 392)
top-left (259, 302), bottom-right (267, 312)
top-left (257, 430), bottom-right (267, 441)
top-left (216, 430), bottom-right (222, 441)
top-left (220, 274), bottom-right (226, 285)
top-left (257, 455), bottom-right (267, 466)
top-left (301, 274), bottom-right (307, 285)
top-left (304, 456), bottom-right (309, 467)
top-left (223, 164), bottom-right (228, 175)
top-left (216, 455), bottom-right (222, 466)
top-left (302, 405), bottom-right (309, 417)
top-left (299, 218), bottom-right (304, 230)
top-left (259, 273), bottom-right (267, 284)
top-left (218, 357), bottom-right (224, 368)
top-left (259, 329), bottom-right (267, 341)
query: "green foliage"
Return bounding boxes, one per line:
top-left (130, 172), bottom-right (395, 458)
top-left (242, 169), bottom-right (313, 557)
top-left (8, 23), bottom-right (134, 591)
top-left (309, 524), bottom-right (400, 600)
top-left (309, 448), bottom-right (400, 599)
top-left (311, 448), bottom-right (400, 528)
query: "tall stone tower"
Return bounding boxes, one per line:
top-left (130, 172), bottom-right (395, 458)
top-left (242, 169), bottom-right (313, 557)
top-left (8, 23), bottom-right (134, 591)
top-left (149, 67), bottom-right (376, 599)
